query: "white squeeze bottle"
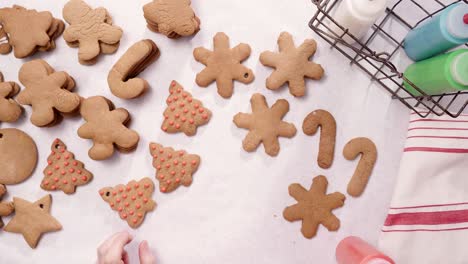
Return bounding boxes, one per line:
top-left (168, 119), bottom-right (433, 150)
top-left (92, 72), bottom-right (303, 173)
top-left (329, 0), bottom-right (388, 44)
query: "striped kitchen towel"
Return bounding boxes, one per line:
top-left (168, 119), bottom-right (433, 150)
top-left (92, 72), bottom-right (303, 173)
top-left (379, 112), bottom-right (468, 264)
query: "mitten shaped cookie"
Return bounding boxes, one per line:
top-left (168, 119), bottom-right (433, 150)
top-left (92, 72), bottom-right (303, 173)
top-left (78, 96), bottom-right (139, 160)
top-left (99, 177), bottom-right (156, 228)
top-left (0, 72), bottom-right (22, 123)
top-left (283, 175), bottom-right (345, 238)
top-left (260, 32), bottom-right (324, 97)
top-left (41, 139), bottom-right (93, 194)
top-left (149, 142), bottom-right (200, 193)
top-left (0, 184), bottom-right (14, 229)
top-left (161, 81), bottom-right (211, 136)
top-left (108, 39), bottom-right (160, 99)
top-left (17, 59), bottom-right (80, 127)
top-left (143, 0), bottom-right (200, 38)
top-left (233, 93), bottom-right (297, 156)
top-left (194, 32), bottom-right (254, 98)
top-left (63, 0), bottom-right (123, 63)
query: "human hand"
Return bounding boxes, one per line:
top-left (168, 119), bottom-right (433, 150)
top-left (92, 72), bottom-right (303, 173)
top-left (97, 231), bottom-right (156, 264)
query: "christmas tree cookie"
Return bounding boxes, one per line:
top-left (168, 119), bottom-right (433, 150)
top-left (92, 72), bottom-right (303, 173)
top-left (149, 142), bottom-right (200, 193)
top-left (161, 81), bottom-right (211, 136)
top-left (41, 139), bottom-right (93, 194)
top-left (99, 177), bottom-right (156, 228)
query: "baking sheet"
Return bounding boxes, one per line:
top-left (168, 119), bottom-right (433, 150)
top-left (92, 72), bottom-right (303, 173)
top-left (0, 0), bottom-right (409, 263)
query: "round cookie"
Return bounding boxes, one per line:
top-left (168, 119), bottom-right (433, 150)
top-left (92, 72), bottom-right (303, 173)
top-left (0, 128), bottom-right (38, 185)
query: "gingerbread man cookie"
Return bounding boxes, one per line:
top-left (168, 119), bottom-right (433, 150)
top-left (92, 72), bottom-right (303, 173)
top-left (99, 177), bottom-right (156, 228)
top-left (63, 0), bottom-right (123, 64)
top-left (17, 59), bottom-right (80, 127)
top-left (260, 32), bottom-right (324, 97)
top-left (149, 142), bottom-right (201, 193)
top-left (78, 96), bottom-right (139, 160)
top-left (162, 81), bottom-right (212, 136)
top-left (0, 184), bottom-right (14, 229)
top-left (41, 139), bottom-right (93, 194)
top-left (233, 93), bottom-right (297, 156)
top-left (193, 32), bottom-right (254, 98)
top-left (143, 0), bottom-right (200, 39)
top-left (0, 72), bottom-right (21, 123)
top-left (283, 175), bottom-right (345, 239)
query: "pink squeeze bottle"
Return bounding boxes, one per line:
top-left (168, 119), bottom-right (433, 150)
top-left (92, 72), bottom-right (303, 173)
top-left (336, 236), bottom-right (395, 264)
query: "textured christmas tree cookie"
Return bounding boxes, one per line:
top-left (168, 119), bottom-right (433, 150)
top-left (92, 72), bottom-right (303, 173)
top-left (108, 39), bottom-right (160, 99)
top-left (0, 5), bottom-right (64, 58)
top-left (0, 128), bottom-right (38, 185)
top-left (302, 109), bottom-right (336, 169)
top-left (63, 0), bottom-right (123, 64)
top-left (143, 0), bottom-right (200, 39)
top-left (0, 184), bottom-right (14, 229)
top-left (260, 32), bottom-right (324, 97)
top-left (343, 137), bottom-right (377, 197)
top-left (149, 142), bottom-right (200, 193)
top-left (233, 93), bottom-right (297, 156)
top-left (0, 71), bottom-right (21, 123)
top-left (78, 96), bottom-right (139, 160)
top-left (161, 81), bottom-right (211, 136)
top-left (41, 139), bottom-right (93, 194)
top-left (99, 177), bottom-right (156, 228)
top-left (17, 59), bottom-right (80, 127)
top-left (193, 32), bottom-right (254, 98)
top-left (4, 194), bottom-right (62, 248)
top-left (283, 175), bottom-right (345, 239)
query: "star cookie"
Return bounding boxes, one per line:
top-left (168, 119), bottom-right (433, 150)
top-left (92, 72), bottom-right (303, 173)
top-left (260, 32), bottom-right (324, 97)
top-left (233, 93), bottom-right (297, 156)
top-left (283, 175), bottom-right (345, 238)
top-left (4, 194), bottom-right (62, 248)
top-left (193, 32), bottom-right (254, 98)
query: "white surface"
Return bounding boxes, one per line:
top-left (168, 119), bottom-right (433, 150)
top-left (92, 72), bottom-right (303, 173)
top-left (0, 0), bottom-right (409, 263)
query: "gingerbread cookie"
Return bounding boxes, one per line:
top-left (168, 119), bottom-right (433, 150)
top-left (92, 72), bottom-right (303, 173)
top-left (233, 93), bottom-right (296, 156)
top-left (0, 184), bottom-right (14, 229)
top-left (0, 72), bottom-right (21, 123)
top-left (143, 0), bottom-right (200, 39)
top-left (260, 32), bottom-right (324, 97)
top-left (343, 137), bottom-right (377, 197)
top-left (0, 5), bottom-right (63, 58)
top-left (4, 194), bottom-right (62, 248)
top-left (149, 142), bottom-right (200, 193)
top-left (63, 0), bottom-right (123, 64)
top-left (99, 177), bottom-right (156, 228)
top-left (41, 139), bottom-right (93, 194)
top-left (0, 128), bottom-right (38, 185)
top-left (161, 81), bottom-right (211, 136)
top-left (78, 96), bottom-right (139, 160)
top-left (17, 59), bottom-right (80, 127)
top-left (283, 175), bottom-right (345, 239)
top-left (108, 39), bottom-right (160, 99)
top-left (193, 32), bottom-right (254, 98)
top-left (302, 109), bottom-right (336, 169)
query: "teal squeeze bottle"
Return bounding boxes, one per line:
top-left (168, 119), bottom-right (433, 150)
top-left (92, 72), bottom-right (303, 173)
top-left (403, 49), bottom-right (468, 96)
top-left (403, 3), bottom-right (468, 61)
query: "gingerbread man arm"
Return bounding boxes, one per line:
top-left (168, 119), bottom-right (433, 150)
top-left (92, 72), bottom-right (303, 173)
top-left (0, 202), bottom-right (14, 216)
top-left (98, 23), bottom-right (123, 44)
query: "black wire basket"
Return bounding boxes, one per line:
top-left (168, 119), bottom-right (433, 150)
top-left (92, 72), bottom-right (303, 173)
top-left (309, 0), bottom-right (468, 118)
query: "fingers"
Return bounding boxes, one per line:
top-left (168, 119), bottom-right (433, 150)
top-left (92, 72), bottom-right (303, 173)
top-left (111, 231), bottom-right (134, 250)
top-left (139, 240), bottom-right (157, 264)
top-left (98, 231), bottom-right (132, 255)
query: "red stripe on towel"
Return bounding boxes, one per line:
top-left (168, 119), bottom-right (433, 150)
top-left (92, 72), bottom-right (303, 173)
top-left (404, 147), bottom-right (468, 153)
top-left (408, 127), bottom-right (468, 131)
top-left (407, 136), bottom-right (468, 140)
top-left (411, 112), bottom-right (468, 117)
top-left (384, 209), bottom-right (468, 226)
top-left (410, 119), bottom-right (468, 123)
top-left (382, 227), bottom-right (468, 233)
top-left (390, 202), bottom-right (468, 210)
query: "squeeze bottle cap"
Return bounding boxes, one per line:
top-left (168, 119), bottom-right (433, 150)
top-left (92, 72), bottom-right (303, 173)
top-left (446, 3), bottom-right (468, 39)
top-left (451, 51), bottom-right (468, 86)
top-left (349, 0), bottom-right (387, 20)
